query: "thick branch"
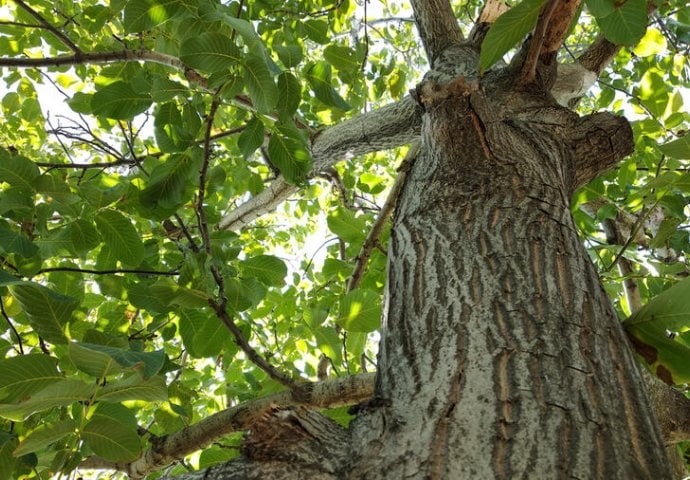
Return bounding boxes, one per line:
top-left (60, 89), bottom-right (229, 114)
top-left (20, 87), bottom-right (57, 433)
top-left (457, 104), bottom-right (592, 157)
top-left (568, 112), bottom-right (633, 191)
top-left (410, 0), bottom-right (463, 62)
top-left (518, 0), bottom-right (583, 87)
top-left (218, 96), bottom-right (422, 231)
top-left (81, 374), bottom-right (374, 479)
top-left (0, 50), bottom-right (205, 85)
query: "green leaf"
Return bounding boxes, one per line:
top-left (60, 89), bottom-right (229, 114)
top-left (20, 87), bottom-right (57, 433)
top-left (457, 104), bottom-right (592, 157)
top-left (323, 45), bottom-right (360, 72)
top-left (586, 0), bottom-right (647, 45)
top-left (97, 374), bottom-right (168, 402)
top-left (267, 126), bottom-right (312, 183)
top-left (180, 33), bottom-right (240, 73)
top-left (480, 0), bottom-right (548, 71)
top-left (0, 153), bottom-right (40, 193)
top-left (241, 255), bottom-right (287, 287)
top-left (327, 207), bottom-right (366, 243)
top-left (94, 209), bottom-right (145, 266)
top-left (624, 276), bottom-right (690, 384)
top-left (140, 152), bottom-right (199, 209)
top-left (10, 283), bottom-right (79, 344)
top-left (151, 78), bottom-right (187, 102)
top-left (305, 62), bottom-right (351, 111)
top-left (67, 92), bottom-right (93, 114)
top-left (123, 0), bottom-right (180, 33)
top-left (0, 437), bottom-right (18, 479)
top-left (91, 82), bottom-right (152, 120)
top-left (659, 135), bottom-right (690, 159)
top-left (338, 289), bottom-right (381, 333)
top-left (150, 278), bottom-right (210, 309)
top-left (0, 355), bottom-right (61, 403)
top-left (67, 219), bottom-right (100, 253)
top-left (0, 226), bottom-right (38, 258)
top-left (276, 72), bottom-right (301, 120)
top-left (224, 277), bottom-right (267, 313)
top-left (223, 17), bottom-right (263, 51)
top-left (69, 342), bottom-right (125, 378)
top-left (0, 379), bottom-right (96, 421)
top-left (302, 19), bottom-right (329, 44)
top-left (70, 343), bottom-right (166, 379)
top-left (243, 55), bottom-right (278, 114)
top-left (82, 416), bottom-right (141, 461)
top-left (237, 117), bottom-right (265, 159)
top-left (13, 420), bottom-right (76, 457)
top-left (275, 44), bottom-right (303, 68)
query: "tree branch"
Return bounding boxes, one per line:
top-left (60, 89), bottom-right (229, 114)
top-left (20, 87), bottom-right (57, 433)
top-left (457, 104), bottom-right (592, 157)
top-left (568, 112), bottom-right (633, 191)
top-left (218, 96), bottom-right (422, 231)
top-left (0, 50), bottom-right (206, 86)
top-left (81, 373), bottom-right (375, 478)
top-left (347, 142), bottom-right (420, 291)
top-left (410, 0), bottom-right (463, 62)
top-left (37, 267), bottom-right (179, 276)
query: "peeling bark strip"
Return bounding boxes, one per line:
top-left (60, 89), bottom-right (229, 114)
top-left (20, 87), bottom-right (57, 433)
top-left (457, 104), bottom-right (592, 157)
top-left (348, 42), bottom-right (671, 479)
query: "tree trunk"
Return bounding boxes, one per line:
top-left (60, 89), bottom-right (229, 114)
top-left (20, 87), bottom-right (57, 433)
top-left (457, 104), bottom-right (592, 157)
top-left (348, 61), bottom-right (672, 478)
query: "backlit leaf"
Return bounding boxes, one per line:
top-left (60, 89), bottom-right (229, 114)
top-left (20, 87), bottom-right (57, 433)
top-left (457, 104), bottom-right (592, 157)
top-left (241, 255), bottom-right (287, 287)
top-left (480, 0), bottom-right (548, 70)
top-left (337, 289), bottom-right (381, 333)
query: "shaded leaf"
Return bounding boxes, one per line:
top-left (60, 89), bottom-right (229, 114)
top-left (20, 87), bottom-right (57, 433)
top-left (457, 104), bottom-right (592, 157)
top-left (97, 374), bottom-right (168, 402)
top-left (94, 210), bottom-right (145, 266)
top-left (82, 417), bottom-right (141, 462)
top-left (13, 420), bottom-right (76, 457)
top-left (275, 44), bottom-right (303, 68)
top-left (237, 117), bottom-right (265, 159)
top-left (276, 72), bottom-right (301, 120)
top-left (10, 284), bottom-right (78, 344)
top-left (0, 379), bottom-right (96, 421)
top-left (180, 33), bottom-right (240, 73)
top-left (243, 55), bottom-right (277, 114)
top-left (91, 82), bottom-right (152, 120)
top-left (0, 226), bottom-right (38, 258)
top-left (0, 153), bottom-right (39, 193)
top-left (0, 355), bottom-right (61, 404)
top-left (267, 126), bottom-right (312, 183)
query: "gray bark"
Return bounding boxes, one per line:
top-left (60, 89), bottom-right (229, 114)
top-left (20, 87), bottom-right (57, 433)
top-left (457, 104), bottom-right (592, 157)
top-left (347, 46), bottom-right (671, 478)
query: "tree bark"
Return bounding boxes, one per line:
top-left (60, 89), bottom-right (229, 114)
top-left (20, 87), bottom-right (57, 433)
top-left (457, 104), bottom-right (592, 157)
top-left (347, 47), bottom-right (672, 478)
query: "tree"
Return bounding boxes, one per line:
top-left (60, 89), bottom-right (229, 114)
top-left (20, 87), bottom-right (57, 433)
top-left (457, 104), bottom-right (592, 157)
top-left (0, 0), bottom-right (689, 478)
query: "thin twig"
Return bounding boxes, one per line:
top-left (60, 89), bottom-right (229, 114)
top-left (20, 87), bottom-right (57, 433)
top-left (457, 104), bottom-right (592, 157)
top-left (0, 297), bottom-right (23, 354)
top-left (211, 303), bottom-right (302, 392)
top-left (37, 267), bottom-right (179, 276)
top-left (197, 97), bottom-right (222, 254)
top-left (174, 214), bottom-right (200, 253)
top-left (516, 0), bottom-right (558, 86)
top-left (347, 142), bottom-right (420, 291)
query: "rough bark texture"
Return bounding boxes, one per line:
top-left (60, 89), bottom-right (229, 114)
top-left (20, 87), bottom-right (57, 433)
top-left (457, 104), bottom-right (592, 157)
top-left (347, 44), bottom-right (672, 478)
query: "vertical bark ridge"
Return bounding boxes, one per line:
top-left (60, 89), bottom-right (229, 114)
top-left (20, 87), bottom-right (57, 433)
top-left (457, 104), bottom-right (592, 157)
top-left (349, 84), bottom-right (671, 478)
